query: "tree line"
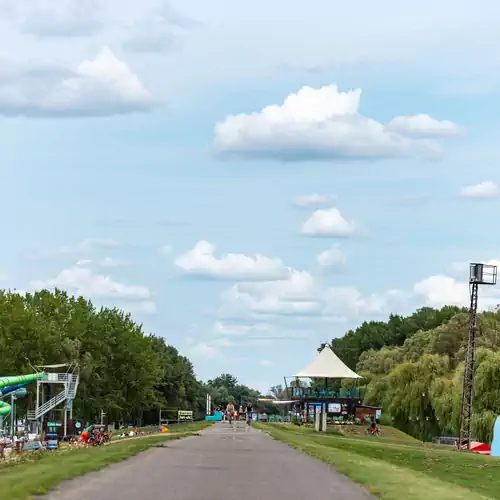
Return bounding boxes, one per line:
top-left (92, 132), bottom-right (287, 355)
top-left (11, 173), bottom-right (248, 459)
top-left (327, 305), bottom-right (500, 442)
top-left (0, 289), bottom-right (262, 425)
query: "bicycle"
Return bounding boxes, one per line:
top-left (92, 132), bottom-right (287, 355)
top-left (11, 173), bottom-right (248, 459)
top-left (365, 427), bottom-right (382, 437)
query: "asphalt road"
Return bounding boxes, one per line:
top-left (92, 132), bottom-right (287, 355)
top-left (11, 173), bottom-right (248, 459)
top-left (44, 422), bottom-right (374, 500)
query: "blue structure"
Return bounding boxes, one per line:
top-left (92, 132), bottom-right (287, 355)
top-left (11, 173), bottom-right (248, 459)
top-left (0, 382), bottom-right (30, 397)
top-left (205, 411), bottom-right (223, 421)
top-left (491, 416), bottom-right (500, 457)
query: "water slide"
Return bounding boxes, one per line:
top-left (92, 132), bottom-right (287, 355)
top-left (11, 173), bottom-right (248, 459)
top-left (0, 373), bottom-right (47, 416)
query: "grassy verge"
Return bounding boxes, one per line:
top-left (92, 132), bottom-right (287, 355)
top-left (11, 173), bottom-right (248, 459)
top-left (113, 421), bottom-right (212, 436)
top-left (0, 421), bottom-right (212, 500)
top-left (256, 424), bottom-right (500, 500)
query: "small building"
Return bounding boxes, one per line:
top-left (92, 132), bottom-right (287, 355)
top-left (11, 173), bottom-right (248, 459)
top-left (354, 405), bottom-right (382, 423)
top-left (287, 346), bottom-right (365, 422)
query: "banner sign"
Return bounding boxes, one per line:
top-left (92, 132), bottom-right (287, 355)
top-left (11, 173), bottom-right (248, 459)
top-left (177, 410), bottom-right (193, 421)
top-left (328, 403), bottom-right (341, 413)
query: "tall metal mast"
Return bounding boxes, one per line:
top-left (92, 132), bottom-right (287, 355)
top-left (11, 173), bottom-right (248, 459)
top-left (458, 263), bottom-right (497, 450)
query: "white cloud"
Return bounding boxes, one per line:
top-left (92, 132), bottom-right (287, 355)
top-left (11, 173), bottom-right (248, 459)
top-left (219, 265), bottom-right (413, 322)
top-left (0, 47), bottom-right (154, 117)
top-left (316, 245), bottom-right (347, 268)
top-left (221, 270), bottom-right (323, 317)
top-left (386, 114), bottom-right (463, 138)
top-left (31, 266), bottom-right (150, 300)
top-left (260, 360), bottom-right (273, 367)
top-left (218, 257), bottom-right (499, 324)
top-left (459, 181), bottom-right (500, 199)
top-left (175, 240), bottom-right (289, 281)
top-left (301, 207), bottom-right (357, 237)
top-left (213, 84), bottom-right (456, 161)
top-left (22, 0), bottom-right (102, 37)
top-left (324, 286), bottom-right (409, 318)
top-left (413, 275), bottom-right (469, 307)
top-left (414, 261), bottom-right (500, 310)
top-left (293, 193), bottom-right (335, 208)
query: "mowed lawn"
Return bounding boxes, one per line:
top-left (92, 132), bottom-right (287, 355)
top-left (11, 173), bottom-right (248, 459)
top-left (256, 424), bottom-right (500, 500)
top-left (0, 421), bottom-right (212, 500)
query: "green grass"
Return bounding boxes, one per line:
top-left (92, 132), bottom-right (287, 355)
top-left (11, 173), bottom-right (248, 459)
top-left (113, 421), bottom-right (210, 436)
top-left (0, 421), bottom-right (212, 499)
top-left (256, 424), bottom-right (500, 500)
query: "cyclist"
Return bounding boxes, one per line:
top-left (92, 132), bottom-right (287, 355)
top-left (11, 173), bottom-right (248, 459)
top-left (226, 401), bottom-right (235, 424)
top-left (367, 416), bottom-right (380, 435)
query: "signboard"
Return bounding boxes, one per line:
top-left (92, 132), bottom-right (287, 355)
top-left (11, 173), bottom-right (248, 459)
top-left (47, 440), bottom-right (58, 449)
top-left (46, 421), bottom-right (62, 448)
top-left (177, 410), bottom-right (193, 421)
top-left (308, 403), bottom-right (322, 415)
top-left (328, 403), bottom-right (341, 413)
top-left (376, 409), bottom-right (382, 420)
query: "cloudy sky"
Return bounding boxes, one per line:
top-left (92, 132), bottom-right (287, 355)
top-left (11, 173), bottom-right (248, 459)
top-left (2, 0), bottom-right (500, 393)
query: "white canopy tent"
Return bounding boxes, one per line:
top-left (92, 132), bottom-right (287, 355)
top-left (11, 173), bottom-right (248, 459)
top-left (258, 398), bottom-right (295, 405)
top-left (294, 346), bottom-right (362, 379)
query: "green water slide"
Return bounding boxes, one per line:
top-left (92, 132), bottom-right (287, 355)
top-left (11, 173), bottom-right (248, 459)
top-left (0, 373), bottom-right (48, 416)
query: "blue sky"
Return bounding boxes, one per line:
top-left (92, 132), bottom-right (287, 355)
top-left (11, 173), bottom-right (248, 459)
top-left (2, 0), bottom-right (500, 393)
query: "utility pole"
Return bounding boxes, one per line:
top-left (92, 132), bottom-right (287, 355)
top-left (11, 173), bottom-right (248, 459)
top-left (458, 263), bottom-right (497, 451)
top-left (100, 410), bottom-right (106, 425)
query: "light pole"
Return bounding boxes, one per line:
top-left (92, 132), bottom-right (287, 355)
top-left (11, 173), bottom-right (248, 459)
top-left (458, 263), bottom-right (497, 451)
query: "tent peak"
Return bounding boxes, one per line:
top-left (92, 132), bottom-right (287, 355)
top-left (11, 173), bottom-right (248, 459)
top-left (294, 345), bottom-right (361, 379)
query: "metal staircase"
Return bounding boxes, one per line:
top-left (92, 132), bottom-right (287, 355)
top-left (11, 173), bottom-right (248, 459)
top-left (27, 372), bottom-right (80, 421)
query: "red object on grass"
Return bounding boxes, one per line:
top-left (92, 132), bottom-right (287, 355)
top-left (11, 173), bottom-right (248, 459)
top-left (467, 441), bottom-right (491, 455)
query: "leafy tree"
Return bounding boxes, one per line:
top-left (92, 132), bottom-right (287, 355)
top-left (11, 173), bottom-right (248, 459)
top-left (0, 288), bottom-right (261, 426)
top-left (332, 305), bottom-right (500, 443)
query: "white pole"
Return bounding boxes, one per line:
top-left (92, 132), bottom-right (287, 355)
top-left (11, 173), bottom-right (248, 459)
top-left (64, 406), bottom-right (67, 438)
top-left (10, 395), bottom-right (15, 438)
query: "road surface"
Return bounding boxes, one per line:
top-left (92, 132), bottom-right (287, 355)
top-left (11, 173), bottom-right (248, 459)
top-left (44, 422), bottom-right (374, 499)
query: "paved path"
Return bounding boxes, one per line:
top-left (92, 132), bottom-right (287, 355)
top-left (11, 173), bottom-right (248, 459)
top-left (44, 422), bottom-right (373, 500)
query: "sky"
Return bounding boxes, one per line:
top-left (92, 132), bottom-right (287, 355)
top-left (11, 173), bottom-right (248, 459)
top-left (2, 0), bottom-right (500, 394)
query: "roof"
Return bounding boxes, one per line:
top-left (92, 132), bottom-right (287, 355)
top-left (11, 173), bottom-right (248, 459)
top-left (294, 346), bottom-right (362, 379)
